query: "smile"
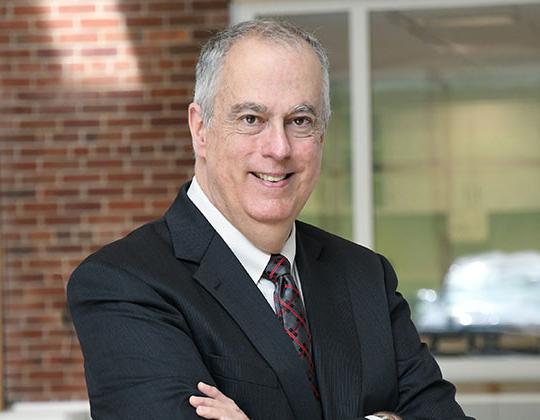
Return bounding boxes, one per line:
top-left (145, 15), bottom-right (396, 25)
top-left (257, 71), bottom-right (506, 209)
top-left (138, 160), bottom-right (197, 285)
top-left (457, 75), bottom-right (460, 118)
top-left (252, 172), bottom-right (292, 183)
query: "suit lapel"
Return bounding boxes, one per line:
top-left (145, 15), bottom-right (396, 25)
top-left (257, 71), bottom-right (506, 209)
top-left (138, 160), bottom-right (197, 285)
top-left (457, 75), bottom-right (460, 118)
top-left (165, 184), bottom-right (322, 420)
top-left (296, 227), bottom-right (364, 419)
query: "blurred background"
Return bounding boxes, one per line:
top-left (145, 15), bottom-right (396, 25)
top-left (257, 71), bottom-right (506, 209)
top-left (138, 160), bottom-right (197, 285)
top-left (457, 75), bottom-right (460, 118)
top-left (1, 0), bottom-right (539, 418)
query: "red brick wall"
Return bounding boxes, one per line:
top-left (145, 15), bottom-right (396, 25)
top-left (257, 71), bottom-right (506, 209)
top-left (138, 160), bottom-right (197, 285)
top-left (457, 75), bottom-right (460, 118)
top-left (0, 0), bottom-right (229, 403)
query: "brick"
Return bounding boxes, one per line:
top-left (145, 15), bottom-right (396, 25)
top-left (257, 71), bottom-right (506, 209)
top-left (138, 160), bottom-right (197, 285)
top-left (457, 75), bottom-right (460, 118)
top-left (81, 47), bottom-right (117, 56)
top-left (126, 45), bottom-right (163, 56)
top-left (2, 133), bottom-right (35, 142)
top-left (53, 134), bottom-right (78, 142)
top-left (35, 20), bottom-right (74, 29)
top-left (21, 175), bottom-right (55, 184)
top-left (149, 2), bottom-right (186, 11)
top-left (127, 17), bottom-right (163, 27)
top-left (170, 15), bottom-right (206, 25)
top-left (36, 48), bottom-right (73, 58)
top-left (80, 19), bottom-right (120, 28)
top-left (46, 245), bottom-right (83, 253)
top-left (62, 174), bottom-right (100, 182)
top-left (14, 6), bottom-right (51, 15)
top-left (170, 73), bottom-right (194, 82)
top-left (104, 32), bottom-right (130, 42)
top-left (132, 187), bottom-right (168, 196)
top-left (17, 34), bottom-right (54, 44)
top-left (109, 201), bottom-right (145, 210)
top-left (1, 105), bottom-right (32, 113)
top-left (0, 50), bottom-right (30, 58)
top-left (105, 90), bottom-right (143, 99)
top-left (43, 189), bottom-right (79, 197)
top-left (87, 187), bottom-right (123, 196)
top-left (106, 118), bottom-right (143, 127)
top-left (125, 103), bottom-right (163, 112)
top-left (17, 63), bottom-right (42, 72)
top-left (151, 88), bottom-right (189, 97)
top-left (152, 171), bottom-right (186, 181)
top-left (82, 104), bottom-right (118, 113)
top-left (87, 159), bottom-right (123, 168)
top-left (23, 203), bottom-right (58, 212)
top-left (38, 105), bottom-right (76, 114)
top-left (169, 45), bottom-right (201, 55)
top-left (193, 0), bottom-right (229, 10)
top-left (59, 33), bottom-right (98, 43)
top-left (147, 30), bottom-right (188, 42)
top-left (42, 161), bottom-right (79, 170)
top-left (0, 0), bottom-right (229, 404)
top-left (86, 215), bottom-right (125, 225)
top-left (43, 216), bottom-right (81, 225)
top-left (18, 92), bottom-right (57, 100)
top-left (151, 117), bottom-right (183, 126)
top-left (63, 119), bottom-right (100, 128)
top-left (20, 120), bottom-right (57, 129)
top-left (107, 172), bottom-right (144, 182)
top-left (58, 5), bottom-right (96, 14)
top-left (103, 3), bottom-right (142, 13)
top-left (0, 20), bottom-right (29, 30)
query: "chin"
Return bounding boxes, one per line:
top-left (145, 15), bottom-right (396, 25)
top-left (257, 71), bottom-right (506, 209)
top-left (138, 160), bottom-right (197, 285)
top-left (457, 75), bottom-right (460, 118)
top-left (246, 205), bottom-right (297, 226)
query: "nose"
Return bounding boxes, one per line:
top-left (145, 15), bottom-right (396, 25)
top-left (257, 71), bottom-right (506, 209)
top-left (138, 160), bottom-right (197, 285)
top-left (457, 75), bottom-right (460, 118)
top-left (260, 121), bottom-right (292, 160)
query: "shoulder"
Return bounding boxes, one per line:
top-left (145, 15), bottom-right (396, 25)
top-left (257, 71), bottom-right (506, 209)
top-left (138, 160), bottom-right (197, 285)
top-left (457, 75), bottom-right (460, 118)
top-left (82, 217), bottom-right (171, 270)
top-left (67, 216), bottom-right (178, 299)
top-left (295, 220), bottom-right (391, 286)
top-left (296, 220), bottom-right (381, 263)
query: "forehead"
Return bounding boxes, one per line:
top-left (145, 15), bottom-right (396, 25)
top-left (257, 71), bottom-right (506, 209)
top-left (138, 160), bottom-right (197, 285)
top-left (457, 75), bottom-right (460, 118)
top-left (217, 36), bottom-right (323, 111)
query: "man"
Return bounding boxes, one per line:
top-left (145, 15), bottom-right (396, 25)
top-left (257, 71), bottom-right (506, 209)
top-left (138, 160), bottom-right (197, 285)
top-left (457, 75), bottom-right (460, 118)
top-left (68, 20), bottom-right (473, 420)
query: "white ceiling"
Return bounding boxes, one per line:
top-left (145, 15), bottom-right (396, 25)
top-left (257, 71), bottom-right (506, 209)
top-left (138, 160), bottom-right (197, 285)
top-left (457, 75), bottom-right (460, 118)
top-left (371, 3), bottom-right (540, 90)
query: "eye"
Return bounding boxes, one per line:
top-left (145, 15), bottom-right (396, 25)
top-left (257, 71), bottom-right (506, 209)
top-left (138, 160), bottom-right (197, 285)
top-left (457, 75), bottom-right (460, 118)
top-left (242, 114), bottom-right (258, 125)
top-left (292, 116), bottom-right (310, 126)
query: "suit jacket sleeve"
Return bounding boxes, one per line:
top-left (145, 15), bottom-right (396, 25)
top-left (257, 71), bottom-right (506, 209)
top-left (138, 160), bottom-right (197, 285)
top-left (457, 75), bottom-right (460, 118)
top-left (379, 254), bottom-right (474, 420)
top-left (67, 259), bottom-right (214, 420)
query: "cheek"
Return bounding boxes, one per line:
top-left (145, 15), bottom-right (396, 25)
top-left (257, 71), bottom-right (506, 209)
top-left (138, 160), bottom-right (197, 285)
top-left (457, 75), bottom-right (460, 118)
top-left (298, 143), bottom-right (323, 174)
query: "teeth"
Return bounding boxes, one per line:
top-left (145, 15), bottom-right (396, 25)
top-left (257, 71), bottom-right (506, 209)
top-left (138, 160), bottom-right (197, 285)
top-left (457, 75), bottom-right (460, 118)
top-left (255, 173), bottom-right (287, 182)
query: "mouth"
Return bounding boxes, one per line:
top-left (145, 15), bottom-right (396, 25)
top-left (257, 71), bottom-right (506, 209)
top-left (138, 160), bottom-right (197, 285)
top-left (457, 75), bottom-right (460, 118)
top-left (251, 172), bottom-right (293, 183)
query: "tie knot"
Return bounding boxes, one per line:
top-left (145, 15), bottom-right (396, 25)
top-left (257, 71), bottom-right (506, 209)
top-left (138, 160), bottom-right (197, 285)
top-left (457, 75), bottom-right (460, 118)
top-left (263, 254), bottom-right (291, 283)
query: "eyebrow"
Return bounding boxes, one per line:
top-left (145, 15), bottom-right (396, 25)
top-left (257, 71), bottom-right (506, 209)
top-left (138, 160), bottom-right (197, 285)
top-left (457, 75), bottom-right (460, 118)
top-left (227, 102), bottom-right (318, 119)
top-left (229, 102), bottom-right (269, 116)
top-left (290, 103), bottom-right (317, 116)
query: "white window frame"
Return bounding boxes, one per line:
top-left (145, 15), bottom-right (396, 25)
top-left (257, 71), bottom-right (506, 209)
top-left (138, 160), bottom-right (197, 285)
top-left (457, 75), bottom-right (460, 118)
top-left (232, 0), bottom-right (538, 248)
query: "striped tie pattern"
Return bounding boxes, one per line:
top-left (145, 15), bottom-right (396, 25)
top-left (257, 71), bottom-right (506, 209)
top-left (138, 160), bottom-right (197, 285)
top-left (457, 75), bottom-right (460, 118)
top-left (263, 254), bottom-right (319, 399)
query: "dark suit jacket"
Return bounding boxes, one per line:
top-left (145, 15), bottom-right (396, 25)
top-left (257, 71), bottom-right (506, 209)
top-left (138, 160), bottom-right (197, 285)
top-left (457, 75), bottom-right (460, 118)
top-left (68, 182), bottom-right (473, 420)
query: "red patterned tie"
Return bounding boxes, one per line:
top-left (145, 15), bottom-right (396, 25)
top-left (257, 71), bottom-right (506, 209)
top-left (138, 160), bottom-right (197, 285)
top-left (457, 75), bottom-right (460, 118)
top-left (263, 254), bottom-right (319, 399)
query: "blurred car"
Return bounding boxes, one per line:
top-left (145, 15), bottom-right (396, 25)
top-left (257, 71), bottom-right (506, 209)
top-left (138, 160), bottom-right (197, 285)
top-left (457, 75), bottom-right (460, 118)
top-left (414, 251), bottom-right (540, 352)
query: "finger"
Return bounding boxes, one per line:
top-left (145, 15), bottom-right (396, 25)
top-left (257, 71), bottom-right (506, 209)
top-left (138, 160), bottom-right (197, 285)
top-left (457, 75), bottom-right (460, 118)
top-left (198, 381), bottom-right (232, 402)
top-left (195, 403), bottom-right (247, 420)
top-left (189, 395), bottom-right (217, 408)
top-left (194, 404), bottom-right (218, 419)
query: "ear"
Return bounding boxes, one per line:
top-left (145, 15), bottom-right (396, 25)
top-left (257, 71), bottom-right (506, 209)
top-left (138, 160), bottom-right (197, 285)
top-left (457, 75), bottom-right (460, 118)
top-left (188, 102), bottom-right (207, 159)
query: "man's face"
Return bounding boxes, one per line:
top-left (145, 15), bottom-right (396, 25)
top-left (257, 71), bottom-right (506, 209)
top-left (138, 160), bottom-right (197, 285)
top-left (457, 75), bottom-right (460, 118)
top-left (193, 37), bottom-right (325, 236)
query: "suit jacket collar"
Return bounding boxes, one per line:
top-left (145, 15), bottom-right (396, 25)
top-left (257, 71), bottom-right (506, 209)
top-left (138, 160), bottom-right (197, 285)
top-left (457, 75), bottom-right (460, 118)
top-left (296, 227), bottom-right (364, 418)
top-left (164, 183), bottom-right (323, 419)
top-left (165, 182), bottom-right (215, 263)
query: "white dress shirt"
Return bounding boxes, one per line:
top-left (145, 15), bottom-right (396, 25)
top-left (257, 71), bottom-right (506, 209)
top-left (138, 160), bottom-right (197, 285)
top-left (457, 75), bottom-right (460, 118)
top-left (187, 177), bottom-right (303, 312)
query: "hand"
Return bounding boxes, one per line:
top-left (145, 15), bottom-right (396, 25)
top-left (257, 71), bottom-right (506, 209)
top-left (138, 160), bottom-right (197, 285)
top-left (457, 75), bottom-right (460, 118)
top-left (373, 412), bottom-right (402, 420)
top-left (189, 382), bottom-right (249, 420)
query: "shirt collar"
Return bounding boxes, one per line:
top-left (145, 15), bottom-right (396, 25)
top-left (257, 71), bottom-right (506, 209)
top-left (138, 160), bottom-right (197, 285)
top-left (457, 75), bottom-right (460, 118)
top-left (187, 177), bottom-right (296, 283)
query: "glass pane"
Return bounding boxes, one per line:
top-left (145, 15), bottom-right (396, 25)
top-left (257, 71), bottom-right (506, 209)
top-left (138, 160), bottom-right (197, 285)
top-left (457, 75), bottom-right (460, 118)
top-left (258, 12), bottom-right (352, 240)
top-left (371, 4), bottom-right (540, 354)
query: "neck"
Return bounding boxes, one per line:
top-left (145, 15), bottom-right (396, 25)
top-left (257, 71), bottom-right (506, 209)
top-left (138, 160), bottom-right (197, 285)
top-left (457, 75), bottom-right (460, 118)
top-left (193, 167), bottom-right (293, 254)
top-left (238, 221), bottom-right (292, 254)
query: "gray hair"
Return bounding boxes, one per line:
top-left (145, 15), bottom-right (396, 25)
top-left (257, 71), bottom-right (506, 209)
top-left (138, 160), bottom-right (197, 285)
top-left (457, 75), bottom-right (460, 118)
top-left (193, 19), bottom-right (331, 130)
